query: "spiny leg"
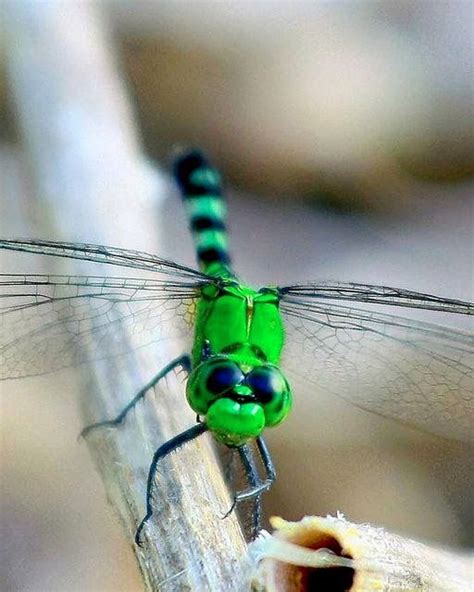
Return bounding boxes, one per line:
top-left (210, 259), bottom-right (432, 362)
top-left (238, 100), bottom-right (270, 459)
top-left (135, 422), bottom-right (208, 546)
top-left (80, 354), bottom-right (191, 438)
top-left (237, 443), bottom-right (262, 538)
top-left (223, 437), bottom-right (276, 538)
top-left (234, 437), bottom-right (276, 503)
top-left (256, 436), bottom-right (276, 486)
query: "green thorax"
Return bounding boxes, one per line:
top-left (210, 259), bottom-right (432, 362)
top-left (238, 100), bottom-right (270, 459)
top-left (192, 280), bottom-right (285, 368)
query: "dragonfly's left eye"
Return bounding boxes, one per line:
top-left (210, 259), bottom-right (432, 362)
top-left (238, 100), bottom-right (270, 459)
top-left (247, 366), bottom-right (292, 426)
top-left (247, 366), bottom-right (286, 402)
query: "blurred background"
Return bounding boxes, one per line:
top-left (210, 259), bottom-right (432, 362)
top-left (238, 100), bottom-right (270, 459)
top-left (1, 1), bottom-right (473, 591)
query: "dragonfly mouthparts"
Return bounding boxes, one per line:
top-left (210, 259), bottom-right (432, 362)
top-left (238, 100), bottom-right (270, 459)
top-left (229, 384), bottom-right (256, 404)
top-left (230, 393), bottom-right (258, 404)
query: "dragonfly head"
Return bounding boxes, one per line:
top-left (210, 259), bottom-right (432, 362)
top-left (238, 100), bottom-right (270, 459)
top-left (186, 355), bottom-right (292, 446)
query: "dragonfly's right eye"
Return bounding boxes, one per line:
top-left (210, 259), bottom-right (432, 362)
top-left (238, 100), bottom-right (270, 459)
top-left (206, 363), bottom-right (244, 396)
top-left (186, 358), bottom-right (244, 415)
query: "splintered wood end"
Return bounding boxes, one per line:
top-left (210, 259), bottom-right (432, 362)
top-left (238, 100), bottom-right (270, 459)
top-left (248, 514), bottom-right (472, 592)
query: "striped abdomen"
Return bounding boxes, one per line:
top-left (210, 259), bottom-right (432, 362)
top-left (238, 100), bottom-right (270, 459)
top-left (174, 149), bottom-right (232, 277)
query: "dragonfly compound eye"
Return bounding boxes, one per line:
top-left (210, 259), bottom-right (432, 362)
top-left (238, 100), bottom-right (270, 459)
top-left (247, 366), bottom-right (292, 427)
top-left (186, 358), bottom-right (244, 415)
top-left (206, 363), bottom-right (245, 396)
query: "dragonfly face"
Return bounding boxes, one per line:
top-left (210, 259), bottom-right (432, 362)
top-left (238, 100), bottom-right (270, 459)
top-left (186, 355), bottom-right (293, 446)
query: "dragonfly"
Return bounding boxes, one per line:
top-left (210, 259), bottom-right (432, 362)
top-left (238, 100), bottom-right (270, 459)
top-left (1, 149), bottom-right (473, 546)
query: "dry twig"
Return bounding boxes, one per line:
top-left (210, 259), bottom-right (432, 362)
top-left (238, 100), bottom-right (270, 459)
top-left (4, 3), bottom-right (247, 590)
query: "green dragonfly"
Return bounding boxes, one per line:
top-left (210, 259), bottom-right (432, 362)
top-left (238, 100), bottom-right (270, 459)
top-left (1, 150), bottom-right (473, 545)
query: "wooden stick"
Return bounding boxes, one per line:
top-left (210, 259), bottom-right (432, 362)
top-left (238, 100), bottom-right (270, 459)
top-left (5, 3), bottom-right (247, 590)
top-left (249, 515), bottom-right (473, 592)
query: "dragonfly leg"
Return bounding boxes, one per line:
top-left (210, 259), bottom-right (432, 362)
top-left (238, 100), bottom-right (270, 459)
top-left (256, 436), bottom-right (276, 486)
top-left (135, 422), bottom-right (208, 546)
top-left (234, 437), bottom-right (276, 503)
top-left (237, 443), bottom-right (262, 538)
top-left (80, 354), bottom-right (192, 438)
top-left (223, 437), bottom-right (276, 538)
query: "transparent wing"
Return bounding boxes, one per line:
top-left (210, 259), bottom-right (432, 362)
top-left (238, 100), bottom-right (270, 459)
top-left (0, 239), bottom-right (208, 280)
top-left (280, 289), bottom-right (473, 442)
top-left (280, 281), bottom-right (473, 315)
top-left (0, 273), bottom-right (202, 380)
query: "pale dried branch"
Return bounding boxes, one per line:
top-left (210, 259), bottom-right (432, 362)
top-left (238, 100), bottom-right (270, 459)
top-left (4, 2), bottom-right (247, 590)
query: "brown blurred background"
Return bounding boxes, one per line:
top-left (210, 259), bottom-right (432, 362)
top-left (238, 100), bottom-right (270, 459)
top-left (1, 2), bottom-right (473, 591)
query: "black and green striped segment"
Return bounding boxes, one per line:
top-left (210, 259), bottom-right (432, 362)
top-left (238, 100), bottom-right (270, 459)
top-left (174, 149), bottom-right (232, 276)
